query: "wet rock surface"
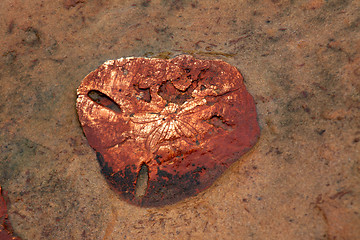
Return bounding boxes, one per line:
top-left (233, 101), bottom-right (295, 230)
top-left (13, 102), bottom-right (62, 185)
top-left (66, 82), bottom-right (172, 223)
top-left (0, 187), bottom-right (21, 240)
top-left (76, 55), bottom-right (260, 207)
top-left (0, 0), bottom-right (359, 239)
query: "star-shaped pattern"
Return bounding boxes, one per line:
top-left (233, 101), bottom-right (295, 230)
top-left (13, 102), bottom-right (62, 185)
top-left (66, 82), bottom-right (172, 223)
top-left (130, 98), bottom-right (207, 151)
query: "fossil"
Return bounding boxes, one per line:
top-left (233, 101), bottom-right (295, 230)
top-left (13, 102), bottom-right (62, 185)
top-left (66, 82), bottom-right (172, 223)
top-left (76, 55), bottom-right (260, 207)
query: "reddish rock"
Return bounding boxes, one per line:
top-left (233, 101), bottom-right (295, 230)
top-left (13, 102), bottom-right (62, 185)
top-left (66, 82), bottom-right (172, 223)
top-left (76, 55), bottom-right (260, 207)
top-left (0, 187), bottom-right (21, 240)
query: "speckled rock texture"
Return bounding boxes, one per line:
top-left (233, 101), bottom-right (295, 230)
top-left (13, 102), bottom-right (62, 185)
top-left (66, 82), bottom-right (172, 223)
top-left (0, 0), bottom-right (359, 239)
top-left (76, 55), bottom-right (260, 207)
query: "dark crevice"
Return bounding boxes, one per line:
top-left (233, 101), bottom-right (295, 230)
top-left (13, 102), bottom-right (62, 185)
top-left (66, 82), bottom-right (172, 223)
top-left (197, 68), bottom-right (209, 80)
top-left (135, 163), bottom-right (149, 199)
top-left (209, 115), bottom-right (233, 131)
top-left (133, 85), bottom-right (152, 103)
top-left (158, 80), bottom-right (198, 105)
top-left (88, 90), bottom-right (122, 113)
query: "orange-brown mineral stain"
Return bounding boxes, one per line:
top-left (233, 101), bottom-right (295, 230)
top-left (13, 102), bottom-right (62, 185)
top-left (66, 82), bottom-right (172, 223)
top-left (0, 187), bottom-right (21, 240)
top-left (76, 55), bottom-right (260, 207)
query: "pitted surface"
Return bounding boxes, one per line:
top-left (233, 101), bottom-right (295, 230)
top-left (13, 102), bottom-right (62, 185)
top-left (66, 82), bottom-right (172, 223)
top-left (76, 55), bottom-right (260, 206)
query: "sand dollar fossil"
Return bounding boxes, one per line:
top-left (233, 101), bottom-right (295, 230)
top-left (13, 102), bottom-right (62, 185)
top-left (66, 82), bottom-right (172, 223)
top-left (76, 55), bottom-right (260, 207)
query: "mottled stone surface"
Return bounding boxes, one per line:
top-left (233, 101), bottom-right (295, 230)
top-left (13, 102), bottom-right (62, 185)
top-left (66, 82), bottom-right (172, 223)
top-left (76, 55), bottom-right (259, 206)
top-left (0, 187), bottom-right (21, 240)
top-left (0, 0), bottom-right (359, 239)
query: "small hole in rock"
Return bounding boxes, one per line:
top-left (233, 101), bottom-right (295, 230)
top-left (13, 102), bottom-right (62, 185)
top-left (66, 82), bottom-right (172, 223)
top-left (88, 90), bottom-right (122, 113)
top-left (198, 69), bottom-right (208, 79)
top-left (209, 115), bottom-right (233, 131)
top-left (158, 80), bottom-right (197, 105)
top-left (135, 164), bottom-right (149, 199)
top-left (133, 85), bottom-right (151, 103)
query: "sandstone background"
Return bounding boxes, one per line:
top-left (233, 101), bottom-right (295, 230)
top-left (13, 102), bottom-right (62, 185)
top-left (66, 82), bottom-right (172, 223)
top-left (0, 0), bottom-right (359, 239)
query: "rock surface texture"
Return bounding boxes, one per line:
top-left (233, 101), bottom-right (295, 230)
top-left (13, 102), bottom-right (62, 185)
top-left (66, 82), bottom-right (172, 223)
top-left (76, 55), bottom-right (260, 206)
top-left (0, 187), bottom-right (21, 240)
top-left (0, 0), bottom-right (359, 239)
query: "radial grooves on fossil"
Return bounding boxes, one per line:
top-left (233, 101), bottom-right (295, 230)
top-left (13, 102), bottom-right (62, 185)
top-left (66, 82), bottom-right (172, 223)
top-left (76, 55), bottom-right (260, 207)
